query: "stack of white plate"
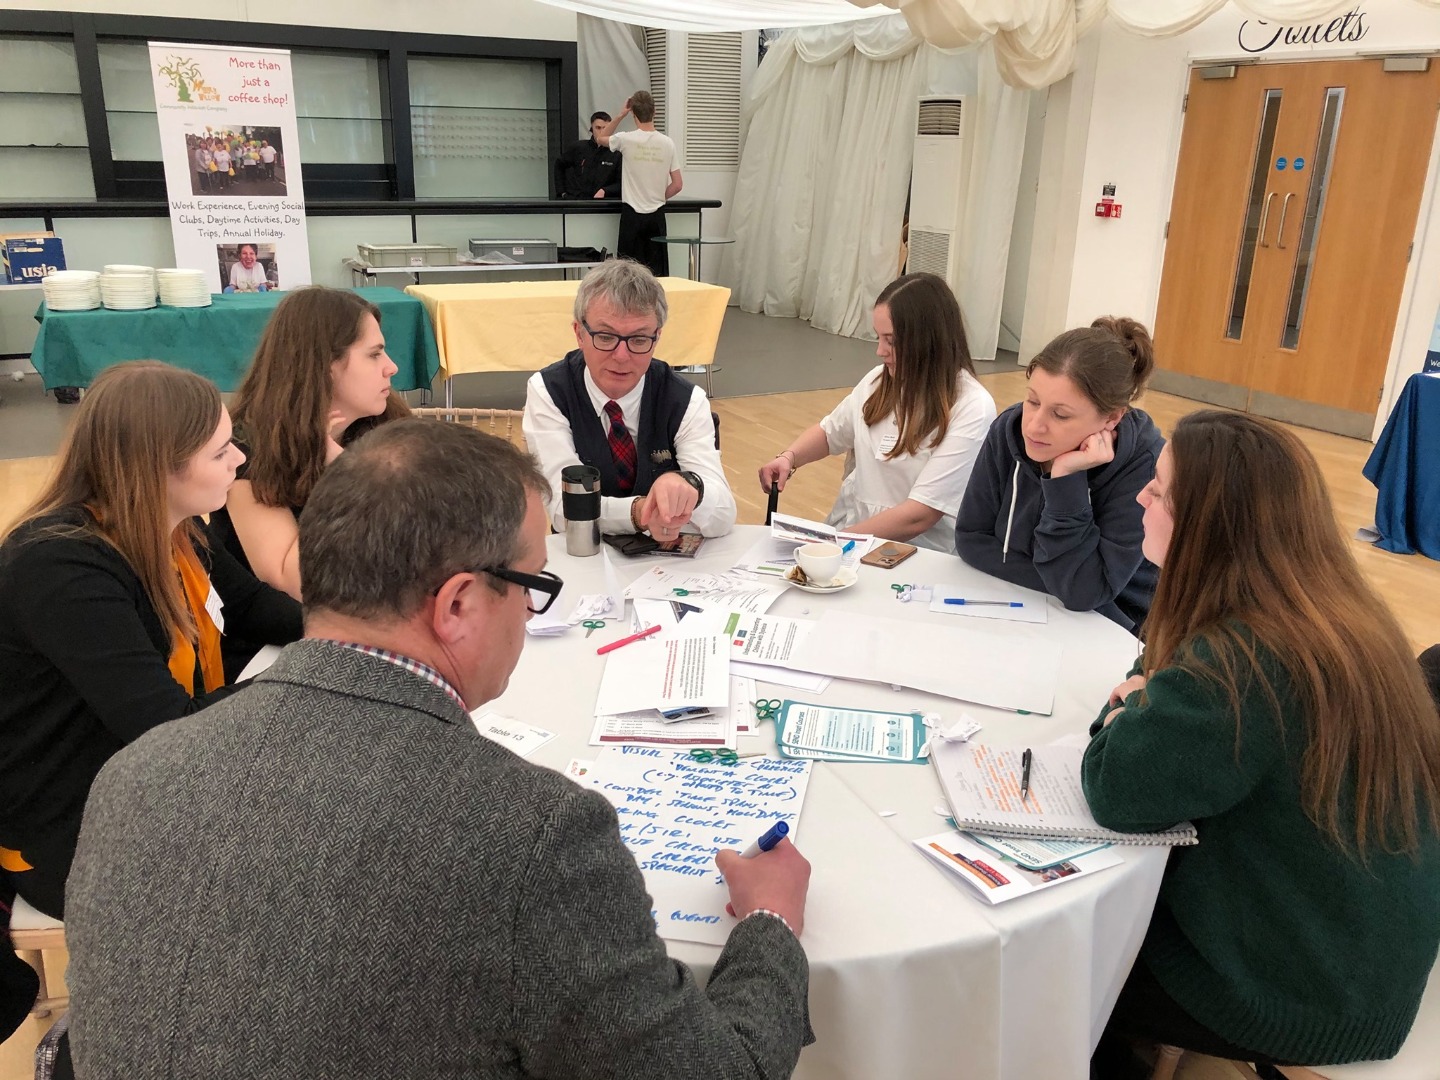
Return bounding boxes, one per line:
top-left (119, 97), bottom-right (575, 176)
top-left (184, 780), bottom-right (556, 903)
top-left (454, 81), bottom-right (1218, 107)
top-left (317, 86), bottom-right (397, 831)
top-left (100, 264), bottom-right (157, 311)
top-left (41, 270), bottom-right (102, 311)
top-left (156, 268), bottom-right (211, 308)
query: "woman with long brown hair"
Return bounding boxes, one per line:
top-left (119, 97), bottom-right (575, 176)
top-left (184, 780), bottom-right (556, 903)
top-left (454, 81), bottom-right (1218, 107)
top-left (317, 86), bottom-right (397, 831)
top-left (954, 316), bottom-right (1163, 630)
top-left (1086, 410), bottom-right (1440, 1070)
top-left (756, 272), bottom-right (995, 552)
top-left (211, 286), bottom-right (409, 600)
top-left (0, 362), bottom-right (301, 919)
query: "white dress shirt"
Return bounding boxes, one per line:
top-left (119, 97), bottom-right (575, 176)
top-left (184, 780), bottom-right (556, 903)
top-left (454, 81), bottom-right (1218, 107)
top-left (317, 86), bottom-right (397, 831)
top-left (524, 367), bottom-right (737, 537)
top-left (819, 365), bottom-right (996, 553)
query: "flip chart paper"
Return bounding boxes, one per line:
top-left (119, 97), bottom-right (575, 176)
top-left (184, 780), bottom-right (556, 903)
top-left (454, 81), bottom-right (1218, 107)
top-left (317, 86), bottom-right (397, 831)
top-left (788, 610), bottom-right (1061, 714)
top-left (585, 747), bottom-right (812, 945)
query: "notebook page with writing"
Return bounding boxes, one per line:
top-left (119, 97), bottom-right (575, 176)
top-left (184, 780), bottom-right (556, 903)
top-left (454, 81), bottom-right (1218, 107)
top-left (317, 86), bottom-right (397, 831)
top-left (931, 740), bottom-right (1197, 847)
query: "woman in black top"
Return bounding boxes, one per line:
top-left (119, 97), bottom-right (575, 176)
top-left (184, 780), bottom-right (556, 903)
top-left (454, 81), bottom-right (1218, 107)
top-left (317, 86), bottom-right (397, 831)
top-left (211, 286), bottom-right (409, 602)
top-left (0, 362), bottom-right (301, 917)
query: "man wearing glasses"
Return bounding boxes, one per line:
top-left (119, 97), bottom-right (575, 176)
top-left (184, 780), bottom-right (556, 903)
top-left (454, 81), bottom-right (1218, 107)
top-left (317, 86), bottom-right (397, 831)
top-left (64, 419), bottom-right (813, 1079)
top-left (524, 258), bottom-right (736, 540)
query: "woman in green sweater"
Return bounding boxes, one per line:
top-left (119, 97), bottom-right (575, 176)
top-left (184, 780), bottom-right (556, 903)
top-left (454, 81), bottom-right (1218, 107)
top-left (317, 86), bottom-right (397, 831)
top-left (1084, 410), bottom-right (1440, 1070)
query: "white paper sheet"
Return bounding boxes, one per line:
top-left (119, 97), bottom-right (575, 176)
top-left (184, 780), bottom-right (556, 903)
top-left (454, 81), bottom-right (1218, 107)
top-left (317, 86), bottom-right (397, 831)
top-left (722, 612), bottom-right (814, 664)
top-left (928, 583), bottom-right (1049, 624)
top-left (593, 633), bottom-right (732, 715)
top-left (730, 661), bottom-right (833, 693)
top-left (590, 674), bottom-right (750, 748)
top-left (787, 610), bottom-right (1062, 714)
top-left (237, 644), bottom-right (282, 681)
top-left (623, 566), bottom-right (788, 614)
top-left (583, 747), bottom-right (813, 945)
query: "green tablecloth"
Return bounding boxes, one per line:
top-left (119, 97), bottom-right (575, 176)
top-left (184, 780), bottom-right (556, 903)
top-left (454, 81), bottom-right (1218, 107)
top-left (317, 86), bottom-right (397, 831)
top-left (30, 288), bottom-right (439, 392)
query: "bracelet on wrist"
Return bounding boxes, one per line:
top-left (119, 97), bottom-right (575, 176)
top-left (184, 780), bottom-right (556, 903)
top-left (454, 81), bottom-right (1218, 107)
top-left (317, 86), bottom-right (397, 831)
top-left (629, 497), bottom-right (644, 533)
top-left (744, 907), bottom-right (795, 936)
top-left (779, 450), bottom-right (799, 472)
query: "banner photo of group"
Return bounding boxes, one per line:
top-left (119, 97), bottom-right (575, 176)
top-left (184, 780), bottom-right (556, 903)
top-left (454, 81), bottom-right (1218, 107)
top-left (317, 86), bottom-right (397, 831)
top-left (149, 42), bottom-right (311, 294)
top-left (185, 126), bottom-right (286, 197)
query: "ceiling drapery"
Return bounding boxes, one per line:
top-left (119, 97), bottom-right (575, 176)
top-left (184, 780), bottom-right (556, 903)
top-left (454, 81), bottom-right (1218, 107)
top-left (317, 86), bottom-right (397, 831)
top-left (535, 0), bottom-right (1440, 88)
top-left (851, 0), bottom-right (1440, 86)
top-left (529, 0), bottom-right (886, 32)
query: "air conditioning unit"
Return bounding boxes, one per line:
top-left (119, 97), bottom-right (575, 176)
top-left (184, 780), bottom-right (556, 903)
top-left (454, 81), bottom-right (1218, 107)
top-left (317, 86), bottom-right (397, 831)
top-left (905, 95), bottom-right (970, 288)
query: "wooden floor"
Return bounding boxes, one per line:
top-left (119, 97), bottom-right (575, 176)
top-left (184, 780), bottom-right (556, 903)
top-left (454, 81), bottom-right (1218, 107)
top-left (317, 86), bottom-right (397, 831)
top-left (0, 374), bottom-right (1436, 1078)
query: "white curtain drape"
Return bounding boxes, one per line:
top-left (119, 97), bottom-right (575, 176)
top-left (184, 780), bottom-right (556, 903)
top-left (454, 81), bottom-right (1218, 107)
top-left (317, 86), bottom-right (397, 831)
top-left (852, 0), bottom-right (1440, 86)
top-left (728, 19), bottom-right (926, 339)
top-left (576, 15), bottom-right (649, 137)
top-left (728, 17), bottom-right (1028, 357)
top-left (534, 0), bottom-right (885, 31)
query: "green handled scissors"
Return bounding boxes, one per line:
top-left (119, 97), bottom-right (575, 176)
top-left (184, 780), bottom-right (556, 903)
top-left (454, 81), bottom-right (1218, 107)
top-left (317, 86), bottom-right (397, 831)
top-left (581, 620), bottom-right (605, 638)
top-left (689, 747), bottom-right (739, 766)
top-left (752, 699), bottom-right (782, 721)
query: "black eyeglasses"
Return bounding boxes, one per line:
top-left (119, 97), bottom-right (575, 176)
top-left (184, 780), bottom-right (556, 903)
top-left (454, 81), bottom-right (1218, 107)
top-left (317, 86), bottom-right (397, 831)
top-left (484, 567), bottom-right (564, 615)
top-left (581, 319), bottom-right (657, 355)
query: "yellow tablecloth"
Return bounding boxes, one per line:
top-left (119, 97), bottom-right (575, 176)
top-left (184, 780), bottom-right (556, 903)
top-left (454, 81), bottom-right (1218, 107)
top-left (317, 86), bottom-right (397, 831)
top-left (406, 277), bottom-right (731, 381)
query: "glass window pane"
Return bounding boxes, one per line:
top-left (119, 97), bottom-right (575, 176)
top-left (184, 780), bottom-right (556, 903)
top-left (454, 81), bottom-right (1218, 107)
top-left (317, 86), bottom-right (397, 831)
top-left (0, 38), bottom-right (80, 94)
top-left (1281, 88), bottom-right (1344, 351)
top-left (409, 56), bottom-right (548, 198)
top-left (293, 49), bottom-right (388, 165)
top-left (99, 41), bottom-right (161, 161)
top-left (0, 37), bottom-right (91, 201)
top-left (1225, 88), bottom-right (1283, 341)
top-left (0, 148), bottom-right (95, 199)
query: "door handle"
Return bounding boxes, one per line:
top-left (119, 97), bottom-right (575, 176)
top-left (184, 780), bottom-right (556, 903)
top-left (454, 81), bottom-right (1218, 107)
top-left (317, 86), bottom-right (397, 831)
top-left (1277, 192), bottom-right (1296, 249)
top-left (1258, 191), bottom-right (1277, 247)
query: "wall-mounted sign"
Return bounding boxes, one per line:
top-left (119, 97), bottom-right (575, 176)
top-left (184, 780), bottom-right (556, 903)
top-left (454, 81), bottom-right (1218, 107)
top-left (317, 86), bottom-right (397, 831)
top-left (1294, 157), bottom-right (1307, 171)
top-left (1276, 157), bottom-right (1288, 170)
top-left (1239, 8), bottom-right (1369, 54)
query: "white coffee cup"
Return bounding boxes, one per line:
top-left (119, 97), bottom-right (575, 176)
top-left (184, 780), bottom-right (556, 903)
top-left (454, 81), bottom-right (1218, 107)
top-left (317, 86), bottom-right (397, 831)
top-left (795, 542), bottom-right (843, 587)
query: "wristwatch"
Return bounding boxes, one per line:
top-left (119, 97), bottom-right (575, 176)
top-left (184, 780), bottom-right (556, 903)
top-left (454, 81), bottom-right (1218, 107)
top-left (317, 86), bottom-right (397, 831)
top-left (679, 470), bottom-right (704, 505)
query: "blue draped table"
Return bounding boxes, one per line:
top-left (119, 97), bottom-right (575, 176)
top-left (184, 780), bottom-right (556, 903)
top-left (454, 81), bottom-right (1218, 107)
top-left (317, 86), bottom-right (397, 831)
top-left (1363, 372), bottom-right (1440, 560)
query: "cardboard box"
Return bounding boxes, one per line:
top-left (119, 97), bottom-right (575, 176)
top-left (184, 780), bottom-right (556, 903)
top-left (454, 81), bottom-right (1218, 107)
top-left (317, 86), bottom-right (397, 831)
top-left (1, 233), bottom-right (66, 285)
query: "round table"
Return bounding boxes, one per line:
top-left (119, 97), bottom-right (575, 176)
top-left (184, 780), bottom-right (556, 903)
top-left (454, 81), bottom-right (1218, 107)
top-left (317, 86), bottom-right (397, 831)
top-left (486, 525), bottom-right (1167, 1080)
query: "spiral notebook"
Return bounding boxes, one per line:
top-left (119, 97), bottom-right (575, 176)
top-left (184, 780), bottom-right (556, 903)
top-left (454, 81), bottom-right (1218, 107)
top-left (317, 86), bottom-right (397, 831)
top-left (930, 739), bottom-right (1198, 847)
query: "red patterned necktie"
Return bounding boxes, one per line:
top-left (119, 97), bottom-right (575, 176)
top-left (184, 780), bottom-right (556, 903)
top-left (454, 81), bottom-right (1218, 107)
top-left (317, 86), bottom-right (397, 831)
top-left (604, 400), bottom-right (636, 495)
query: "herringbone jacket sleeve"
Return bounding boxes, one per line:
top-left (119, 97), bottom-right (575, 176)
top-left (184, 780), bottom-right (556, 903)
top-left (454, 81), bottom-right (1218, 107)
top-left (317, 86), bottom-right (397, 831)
top-left (508, 783), bottom-right (811, 1079)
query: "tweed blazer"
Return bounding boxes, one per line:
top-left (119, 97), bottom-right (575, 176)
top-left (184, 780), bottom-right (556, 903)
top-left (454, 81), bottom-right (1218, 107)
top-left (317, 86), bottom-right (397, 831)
top-left (66, 639), bottom-right (812, 1079)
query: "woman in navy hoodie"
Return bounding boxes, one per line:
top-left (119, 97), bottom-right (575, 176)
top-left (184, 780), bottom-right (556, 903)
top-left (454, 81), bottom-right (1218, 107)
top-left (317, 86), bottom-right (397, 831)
top-left (954, 316), bottom-right (1163, 631)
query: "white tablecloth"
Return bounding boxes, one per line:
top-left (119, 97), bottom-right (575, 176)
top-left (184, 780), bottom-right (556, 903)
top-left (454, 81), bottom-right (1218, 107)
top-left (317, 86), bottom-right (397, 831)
top-left (486, 525), bottom-right (1168, 1080)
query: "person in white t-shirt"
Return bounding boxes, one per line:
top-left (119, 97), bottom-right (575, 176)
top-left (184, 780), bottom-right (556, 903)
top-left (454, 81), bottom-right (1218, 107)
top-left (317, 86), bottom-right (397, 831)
top-left (227, 243), bottom-right (270, 292)
top-left (259, 140), bottom-right (277, 180)
top-left (595, 90), bottom-right (681, 278)
top-left (757, 273), bottom-right (997, 553)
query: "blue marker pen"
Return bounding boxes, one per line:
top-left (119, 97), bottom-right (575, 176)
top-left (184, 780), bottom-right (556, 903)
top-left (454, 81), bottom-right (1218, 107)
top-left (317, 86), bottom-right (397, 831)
top-left (841, 539), bottom-right (856, 555)
top-left (740, 819), bottom-right (789, 858)
top-left (944, 598), bottom-right (1023, 608)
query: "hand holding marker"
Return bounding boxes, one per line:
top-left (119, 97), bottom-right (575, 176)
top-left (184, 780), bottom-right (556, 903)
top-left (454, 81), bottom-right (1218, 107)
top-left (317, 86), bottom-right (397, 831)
top-left (741, 820), bottom-right (789, 858)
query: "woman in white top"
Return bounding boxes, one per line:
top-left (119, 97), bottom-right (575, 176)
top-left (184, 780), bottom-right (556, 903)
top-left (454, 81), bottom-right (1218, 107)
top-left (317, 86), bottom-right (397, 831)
top-left (758, 272), bottom-right (996, 553)
top-left (227, 243), bottom-right (269, 292)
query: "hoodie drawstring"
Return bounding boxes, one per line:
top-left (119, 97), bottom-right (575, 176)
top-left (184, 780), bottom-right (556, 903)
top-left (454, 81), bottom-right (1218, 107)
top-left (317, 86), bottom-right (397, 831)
top-left (1002, 459), bottom-right (1020, 563)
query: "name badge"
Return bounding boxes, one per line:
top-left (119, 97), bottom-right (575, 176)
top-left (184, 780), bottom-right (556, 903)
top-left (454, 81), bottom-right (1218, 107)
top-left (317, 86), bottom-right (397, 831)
top-left (204, 582), bottom-right (225, 635)
top-left (876, 432), bottom-right (898, 457)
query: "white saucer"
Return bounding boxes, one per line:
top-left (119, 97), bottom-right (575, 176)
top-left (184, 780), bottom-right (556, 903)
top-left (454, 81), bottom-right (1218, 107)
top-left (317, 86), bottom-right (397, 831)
top-left (785, 565), bottom-right (858, 594)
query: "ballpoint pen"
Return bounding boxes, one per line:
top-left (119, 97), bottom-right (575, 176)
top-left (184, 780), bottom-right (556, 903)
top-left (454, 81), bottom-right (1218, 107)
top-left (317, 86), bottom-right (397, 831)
top-left (1020, 747), bottom-right (1033, 804)
top-left (944, 599), bottom-right (1024, 608)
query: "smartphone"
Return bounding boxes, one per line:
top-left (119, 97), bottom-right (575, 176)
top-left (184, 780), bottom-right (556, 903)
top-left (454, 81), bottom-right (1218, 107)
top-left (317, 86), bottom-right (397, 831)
top-left (860, 541), bottom-right (918, 569)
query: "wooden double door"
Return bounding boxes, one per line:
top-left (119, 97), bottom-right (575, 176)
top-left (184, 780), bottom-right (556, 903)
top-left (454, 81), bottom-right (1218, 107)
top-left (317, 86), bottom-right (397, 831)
top-left (1154, 58), bottom-right (1440, 435)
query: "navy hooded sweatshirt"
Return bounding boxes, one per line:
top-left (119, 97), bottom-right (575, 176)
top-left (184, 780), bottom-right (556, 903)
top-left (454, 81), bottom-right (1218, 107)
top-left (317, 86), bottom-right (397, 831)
top-left (953, 402), bottom-right (1164, 632)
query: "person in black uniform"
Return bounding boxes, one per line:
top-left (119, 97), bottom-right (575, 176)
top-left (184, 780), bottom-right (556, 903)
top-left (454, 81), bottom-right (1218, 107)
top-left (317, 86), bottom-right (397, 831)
top-left (554, 111), bottom-right (623, 199)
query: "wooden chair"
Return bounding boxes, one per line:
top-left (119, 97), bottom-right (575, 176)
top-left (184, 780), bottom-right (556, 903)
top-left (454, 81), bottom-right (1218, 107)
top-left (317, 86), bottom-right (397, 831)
top-left (9, 895), bottom-right (66, 1018)
top-left (412, 407), bottom-right (526, 450)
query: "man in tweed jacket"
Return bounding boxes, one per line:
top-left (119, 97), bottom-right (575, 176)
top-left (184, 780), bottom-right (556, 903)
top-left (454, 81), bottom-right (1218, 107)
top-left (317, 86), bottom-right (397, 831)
top-left (65, 419), bottom-right (813, 1079)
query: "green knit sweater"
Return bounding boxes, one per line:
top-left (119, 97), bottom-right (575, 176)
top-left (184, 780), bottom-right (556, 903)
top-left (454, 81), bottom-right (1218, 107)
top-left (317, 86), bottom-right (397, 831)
top-left (1082, 637), bottom-right (1440, 1065)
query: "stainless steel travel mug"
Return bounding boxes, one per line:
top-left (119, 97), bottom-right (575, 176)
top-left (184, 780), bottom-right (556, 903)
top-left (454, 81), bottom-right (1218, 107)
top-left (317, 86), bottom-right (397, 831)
top-left (561, 464), bottom-right (601, 557)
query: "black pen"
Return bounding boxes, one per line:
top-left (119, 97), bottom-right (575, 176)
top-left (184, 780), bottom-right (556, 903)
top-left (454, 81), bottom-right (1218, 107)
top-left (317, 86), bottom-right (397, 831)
top-left (1020, 748), bottom-right (1033, 804)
